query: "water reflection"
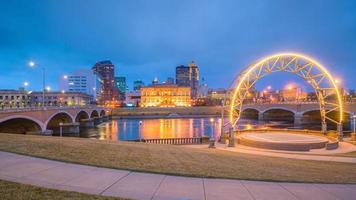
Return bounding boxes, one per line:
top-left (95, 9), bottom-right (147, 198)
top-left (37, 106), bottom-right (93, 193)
top-left (81, 117), bottom-right (316, 141)
top-left (85, 117), bottom-right (222, 141)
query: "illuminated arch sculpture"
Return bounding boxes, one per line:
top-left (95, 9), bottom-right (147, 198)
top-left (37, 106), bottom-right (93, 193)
top-left (229, 53), bottom-right (343, 137)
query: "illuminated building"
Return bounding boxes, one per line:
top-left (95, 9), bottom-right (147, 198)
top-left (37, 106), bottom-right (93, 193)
top-left (140, 84), bottom-right (191, 107)
top-left (115, 76), bottom-right (127, 100)
top-left (0, 90), bottom-right (31, 108)
top-left (176, 61), bottom-right (199, 98)
top-left (30, 92), bottom-right (92, 107)
top-left (59, 69), bottom-right (99, 98)
top-left (281, 86), bottom-right (307, 101)
top-left (92, 60), bottom-right (120, 104)
top-left (125, 90), bottom-right (141, 107)
top-left (166, 77), bottom-right (175, 84)
top-left (133, 80), bottom-right (145, 91)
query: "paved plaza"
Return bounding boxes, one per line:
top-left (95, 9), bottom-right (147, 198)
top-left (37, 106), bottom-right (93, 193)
top-left (1, 151), bottom-right (355, 200)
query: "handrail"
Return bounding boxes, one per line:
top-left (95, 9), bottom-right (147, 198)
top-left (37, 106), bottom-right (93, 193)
top-left (0, 105), bottom-right (107, 113)
top-left (134, 136), bottom-right (210, 145)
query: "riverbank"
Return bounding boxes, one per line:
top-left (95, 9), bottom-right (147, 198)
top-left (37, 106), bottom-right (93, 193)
top-left (0, 133), bottom-right (355, 183)
top-left (112, 106), bottom-right (223, 117)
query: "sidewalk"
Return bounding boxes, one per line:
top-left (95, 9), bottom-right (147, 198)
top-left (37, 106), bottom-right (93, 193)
top-left (187, 142), bottom-right (356, 164)
top-left (0, 151), bottom-right (355, 200)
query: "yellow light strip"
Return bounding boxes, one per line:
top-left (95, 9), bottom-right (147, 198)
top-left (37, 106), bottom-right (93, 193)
top-left (230, 52), bottom-right (343, 126)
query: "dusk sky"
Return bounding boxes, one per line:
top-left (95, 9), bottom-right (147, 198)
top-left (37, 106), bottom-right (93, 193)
top-left (0, 0), bottom-right (355, 91)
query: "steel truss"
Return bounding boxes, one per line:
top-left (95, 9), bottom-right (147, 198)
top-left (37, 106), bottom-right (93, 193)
top-left (228, 53), bottom-right (343, 135)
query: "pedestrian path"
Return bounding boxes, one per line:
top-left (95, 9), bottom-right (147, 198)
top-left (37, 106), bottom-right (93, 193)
top-left (187, 142), bottom-right (356, 164)
top-left (0, 151), bottom-right (355, 200)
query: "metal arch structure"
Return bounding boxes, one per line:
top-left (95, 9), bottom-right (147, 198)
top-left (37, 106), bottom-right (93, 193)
top-left (228, 53), bottom-right (344, 137)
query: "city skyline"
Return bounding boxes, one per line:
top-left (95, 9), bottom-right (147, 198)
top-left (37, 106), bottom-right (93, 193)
top-left (1, 0), bottom-right (356, 91)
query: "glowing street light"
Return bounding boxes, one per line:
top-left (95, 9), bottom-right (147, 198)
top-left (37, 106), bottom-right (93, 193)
top-left (209, 118), bottom-right (216, 148)
top-left (28, 61), bottom-right (35, 67)
top-left (28, 60), bottom-right (46, 108)
top-left (287, 85), bottom-right (293, 90)
top-left (63, 75), bottom-right (68, 79)
top-left (267, 85), bottom-right (272, 90)
top-left (335, 78), bottom-right (341, 84)
top-left (46, 86), bottom-right (51, 91)
top-left (23, 81), bottom-right (29, 87)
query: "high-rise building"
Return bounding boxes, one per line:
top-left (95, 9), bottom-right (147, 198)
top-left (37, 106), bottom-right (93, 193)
top-left (59, 69), bottom-right (98, 98)
top-left (176, 61), bottom-right (199, 98)
top-left (115, 76), bottom-right (127, 100)
top-left (176, 65), bottom-right (190, 86)
top-left (166, 77), bottom-right (175, 84)
top-left (198, 77), bottom-right (208, 97)
top-left (133, 80), bottom-right (145, 91)
top-left (92, 60), bottom-right (119, 104)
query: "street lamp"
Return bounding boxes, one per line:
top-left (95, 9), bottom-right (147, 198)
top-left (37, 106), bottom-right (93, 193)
top-left (28, 61), bottom-right (46, 108)
top-left (23, 81), bottom-right (29, 90)
top-left (353, 115), bottom-right (356, 133)
top-left (209, 118), bottom-right (216, 148)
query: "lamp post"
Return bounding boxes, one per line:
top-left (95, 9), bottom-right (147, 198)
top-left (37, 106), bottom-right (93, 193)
top-left (29, 61), bottom-right (46, 108)
top-left (220, 99), bottom-right (226, 144)
top-left (351, 115), bottom-right (356, 141)
top-left (353, 115), bottom-right (356, 133)
top-left (209, 118), bottom-right (216, 148)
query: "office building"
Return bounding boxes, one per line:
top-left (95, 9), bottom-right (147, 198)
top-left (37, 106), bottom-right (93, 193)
top-left (0, 90), bottom-right (31, 109)
top-left (30, 91), bottom-right (92, 107)
top-left (175, 61), bottom-right (199, 98)
top-left (133, 80), bottom-right (145, 91)
top-left (92, 60), bottom-right (119, 104)
top-left (115, 76), bottom-right (127, 100)
top-left (59, 69), bottom-right (98, 98)
top-left (166, 77), bottom-right (175, 84)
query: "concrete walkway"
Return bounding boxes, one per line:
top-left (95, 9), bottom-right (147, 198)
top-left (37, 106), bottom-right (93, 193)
top-left (0, 151), bottom-right (355, 200)
top-left (187, 142), bottom-right (356, 164)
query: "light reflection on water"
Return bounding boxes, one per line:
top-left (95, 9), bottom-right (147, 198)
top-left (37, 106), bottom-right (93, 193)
top-left (81, 117), bottom-right (301, 141)
top-left (87, 118), bottom-right (222, 141)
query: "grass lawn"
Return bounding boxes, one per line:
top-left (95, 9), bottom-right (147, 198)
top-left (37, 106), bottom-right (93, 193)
top-left (0, 179), bottom-right (125, 200)
top-left (0, 133), bottom-right (356, 184)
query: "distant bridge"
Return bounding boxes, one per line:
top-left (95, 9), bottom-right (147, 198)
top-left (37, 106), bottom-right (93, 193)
top-left (0, 106), bottom-right (111, 135)
top-left (240, 102), bottom-right (356, 129)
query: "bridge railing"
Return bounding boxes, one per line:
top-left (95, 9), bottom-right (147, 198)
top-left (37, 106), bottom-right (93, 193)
top-left (133, 137), bottom-right (210, 145)
top-left (0, 105), bottom-right (106, 113)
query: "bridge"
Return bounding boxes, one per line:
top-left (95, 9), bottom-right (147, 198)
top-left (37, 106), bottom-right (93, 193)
top-left (0, 106), bottom-right (111, 135)
top-left (241, 102), bottom-right (356, 128)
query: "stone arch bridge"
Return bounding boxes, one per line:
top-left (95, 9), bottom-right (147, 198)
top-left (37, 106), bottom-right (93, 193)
top-left (0, 106), bottom-right (111, 135)
top-left (240, 102), bottom-right (356, 130)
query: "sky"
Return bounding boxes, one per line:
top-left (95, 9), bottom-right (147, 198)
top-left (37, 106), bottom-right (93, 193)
top-left (0, 0), bottom-right (355, 91)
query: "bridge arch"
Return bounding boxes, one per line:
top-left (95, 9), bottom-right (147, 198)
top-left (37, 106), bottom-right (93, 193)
top-left (90, 110), bottom-right (99, 118)
top-left (100, 110), bottom-right (106, 117)
top-left (0, 115), bottom-right (45, 133)
top-left (75, 110), bottom-right (90, 122)
top-left (261, 108), bottom-right (295, 122)
top-left (240, 108), bottom-right (260, 120)
top-left (45, 111), bottom-right (74, 133)
top-left (229, 53), bottom-right (343, 136)
top-left (260, 107), bottom-right (297, 115)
